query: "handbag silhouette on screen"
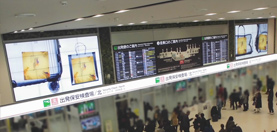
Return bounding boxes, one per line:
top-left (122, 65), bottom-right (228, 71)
top-left (236, 25), bottom-right (252, 56)
top-left (255, 24), bottom-right (268, 52)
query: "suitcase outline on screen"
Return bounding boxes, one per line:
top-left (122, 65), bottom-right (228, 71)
top-left (255, 24), bottom-right (268, 53)
top-left (235, 25), bottom-right (253, 56)
top-left (11, 39), bottom-right (63, 93)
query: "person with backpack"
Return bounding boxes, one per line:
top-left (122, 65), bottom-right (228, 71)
top-left (203, 120), bottom-right (215, 132)
top-left (226, 116), bottom-right (236, 132)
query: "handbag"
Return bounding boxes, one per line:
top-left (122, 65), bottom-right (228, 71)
top-left (236, 25), bottom-right (253, 56)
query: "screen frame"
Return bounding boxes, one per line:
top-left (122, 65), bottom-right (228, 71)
top-left (2, 33), bottom-right (104, 103)
top-left (234, 22), bottom-right (269, 60)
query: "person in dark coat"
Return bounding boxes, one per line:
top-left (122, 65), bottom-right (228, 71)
top-left (161, 105), bottom-right (169, 122)
top-left (200, 113), bottom-right (206, 131)
top-left (226, 116), bottom-right (236, 132)
top-left (229, 89), bottom-right (238, 110)
top-left (30, 122), bottom-right (41, 132)
top-left (255, 92), bottom-right (262, 113)
top-left (180, 111), bottom-right (193, 132)
top-left (268, 88), bottom-right (274, 114)
top-left (219, 124), bottom-right (227, 132)
top-left (242, 90), bottom-right (249, 111)
top-left (266, 75), bottom-right (270, 94)
top-left (223, 88), bottom-right (228, 108)
top-left (144, 102), bottom-right (153, 122)
top-left (257, 78), bottom-right (262, 91)
top-left (193, 114), bottom-right (201, 132)
top-left (203, 120), bottom-right (214, 132)
top-left (153, 106), bottom-right (161, 124)
top-left (144, 118), bottom-right (156, 132)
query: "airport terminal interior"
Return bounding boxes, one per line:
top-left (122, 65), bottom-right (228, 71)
top-left (1, 0), bottom-right (277, 132)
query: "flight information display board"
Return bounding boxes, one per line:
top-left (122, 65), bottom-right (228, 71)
top-left (202, 35), bottom-right (228, 65)
top-left (113, 42), bottom-right (156, 81)
top-left (113, 34), bottom-right (228, 82)
top-left (155, 37), bottom-right (203, 73)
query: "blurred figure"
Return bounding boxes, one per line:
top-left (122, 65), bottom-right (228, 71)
top-left (254, 91), bottom-right (262, 113)
top-left (268, 88), bottom-right (274, 114)
top-left (229, 89), bottom-right (238, 110)
top-left (143, 102), bottom-right (153, 122)
top-left (30, 122), bottom-right (41, 132)
top-left (257, 78), bottom-right (262, 92)
top-left (203, 120), bottom-right (215, 132)
top-left (193, 114), bottom-right (201, 132)
top-left (175, 102), bottom-right (182, 112)
top-left (180, 111), bottom-right (193, 132)
top-left (223, 88), bottom-right (228, 109)
top-left (219, 124), bottom-right (227, 132)
top-left (191, 96), bottom-right (198, 106)
top-left (242, 90), bottom-right (249, 111)
top-left (126, 108), bottom-right (138, 131)
top-left (171, 108), bottom-right (179, 132)
top-left (161, 105), bottom-right (169, 122)
top-left (216, 95), bottom-right (223, 119)
top-left (226, 116), bottom-right (236, 132)
top-left (153, 106), bottom-right (161, 124)
top-left (182, 101), bottom-right (188, 108)
top-left (144, 118), bottom-right (155, 132)
top-left (200, 113), bottom-right (207, 131)
top-left (266, 75), bottom-right (270, 94)
top-left (238, 87), bottom-right (242, 108)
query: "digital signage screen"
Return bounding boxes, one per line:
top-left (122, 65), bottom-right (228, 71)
top-left (113, 42), bottom-right (157, 82)
top-left (202, 35), bottom-right (228, 65)
top-left (5, 36), bottom-right (103, 101)
top-left (235, 23), bottom-right (268, 60)
top-left (155, 37), bottom-right (203, 73)
top-left (81, 115), bottom-right (101, 132)
top-left (78, 101), bottom-right (95, 116)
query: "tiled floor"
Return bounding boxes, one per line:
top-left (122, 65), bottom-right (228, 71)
top-left (209, 93), bottom-right (277, 132)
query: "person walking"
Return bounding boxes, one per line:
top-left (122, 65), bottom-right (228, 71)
top-left (242, 90), bottom-right (249, 111)
top-left (268, 88), bottom-right (274, 114)
top-left (203, 120), bottom-right (215, 132)
top-left (193, 114), bottom-right (201, 132)
top-left (254, 91), bottom-right (262, 113)
top-left (223, 88), bottom-right (228, 109)
top-left (171, 108), bottom-right (179, 132)
top-left (200, 113), bottom-right (207, 131)
top-left (161, 105), bottom-right (169, 122)
top-left (181, 111), bottom-right (193, 132)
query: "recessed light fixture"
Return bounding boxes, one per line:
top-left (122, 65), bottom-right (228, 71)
top-left (257, 17), bottom-right (263, 19)
top-left (205, 19), bottom-right (211, 21)
top-left (75, 18), bottom-right (84, 21)
top-left (270, 16), bottom-right (276, 18)
top-left (115, 10), bottom-right (129, 14)
top-left (15, 13), bottom-right (36, 18)
top-left (128, 23), bottom-right (135, 25)
top-left (28, 28), bottom-right (33, 30)
top-left (253, 7), bottom-right (269, 10)
top-left (246, 18), bottom-right (251, 20)
top-left (218, 18), bottom-right (225, 20)
top-left (14, 31), bottom-right (18, 33)
top-left (117, 24), bottom-right (123, 26)
top-left (193, 20), bottom-right (199, 22)
top-left (21, 29), bottom-right (25, 32)
top-left (227, 10), bottom-right (240, 13)
top-left (205, 13), bottom-right (217, 16)
top-left (93, 14), bottom-right (104, 18)
top-left (140, 21), bottom-right (148, 24)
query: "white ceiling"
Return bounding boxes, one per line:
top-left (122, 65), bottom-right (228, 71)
top-left (0, 0), bottom-right (277, 34)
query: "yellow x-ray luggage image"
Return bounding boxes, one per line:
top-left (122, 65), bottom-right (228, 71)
top-left (71, 55), bottom-right (97, 84)
top-left (22, 51), bottom-right (50, 80)
top-left (258, 34), bottom-right (267, 50)
top-left (237, 37), bottom-right (247, 55)
top-left (236, 25), bottom-right (253, 56)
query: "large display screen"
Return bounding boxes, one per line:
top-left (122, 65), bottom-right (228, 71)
top-left (81, 115), bottom-right (101, 132)
top-left (113, 42), bottom-right (156, 82)
top-left (5, 36), bottom-right (103, 101)
top-left (235, 23), bottom-right (268, 60)
top-left (113, 34), bottom-right (228, 82)
top-left (202, 35), bottom-right (228, 65)
top-left (78, 101), bottom-right (95, 116)
top-left (155, 37), bottom-right (202, 73)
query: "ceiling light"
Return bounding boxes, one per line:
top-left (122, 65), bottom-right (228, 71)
top-left (140, 21), bottom-right (148, 24)
top-left (128, 23), bottom-right (135, 25)
top-left (218, 18), bottom-right (225, 20)
top-left (28, 28), bottom-right (33, 30)
top-left (270, 16), bottom-right (276, 18)
top-left (245, 18), bottom-right (251, 20)
top-left (14, 31), bottom-right (18, 33)
top-left (115, 10), bottom-right (129, 13)
top-left (75, 18), bottom-right (84, 21)
top-left (227, 10), bottom-right (240, 13)
top-left (205, 13), bottom-right (217, 16)
top-left (193, 20), bottom-right (199, 22)
top-left (117, 24), bottom-right (123, 26)
top-left (257, 17), bottom-right (263, 19)
top-left (15, 13), bottom-right (36, 18)
top-left (21, 29), bottom-right (25, 32)
top-left (253, 7), bottom-right (269, 10)
top-left (205, 19), bottom-right (211, 21)
top-left (93, 14), bottom-right (104, 18)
